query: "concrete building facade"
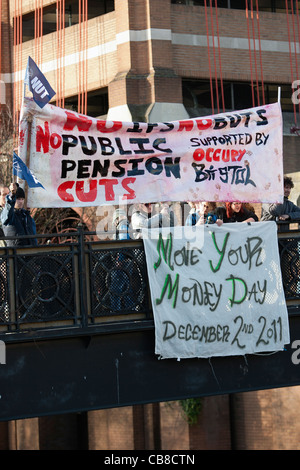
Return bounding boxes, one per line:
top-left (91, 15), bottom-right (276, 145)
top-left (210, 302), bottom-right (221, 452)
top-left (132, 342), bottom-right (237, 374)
top-left (2, 1), bottom-right (300, 170)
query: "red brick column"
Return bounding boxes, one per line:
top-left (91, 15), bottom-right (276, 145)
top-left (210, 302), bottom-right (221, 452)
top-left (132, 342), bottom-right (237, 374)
top-left (0, 0), bottom-right (13, 110)
top-left (108, 0), bottom-right (188, 122)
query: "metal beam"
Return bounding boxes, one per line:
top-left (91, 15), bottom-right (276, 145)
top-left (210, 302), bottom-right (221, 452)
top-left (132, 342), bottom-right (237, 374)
top-left (0, 314), bottom-right (299, 422)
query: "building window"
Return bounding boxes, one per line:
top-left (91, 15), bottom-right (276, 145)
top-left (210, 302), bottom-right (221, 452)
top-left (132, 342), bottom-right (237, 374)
top-left (183, 79), bottom-right (294, 115)
top-left (63, 88), bottom-right (109, 118)
top-left (171, 0), bottom-right (298, 12)
top-left (171, 0), bottom-right (205, 5)
top-left (22, 0), bottom-right (115, 43)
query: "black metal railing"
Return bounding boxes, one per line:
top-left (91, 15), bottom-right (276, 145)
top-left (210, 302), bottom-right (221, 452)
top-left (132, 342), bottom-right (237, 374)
top-left (0, 222), bottom-right (300, 342)
top-left (277, 221), bottom-right (300, 313)
top-left (0, 228), bottom-right (152, 341)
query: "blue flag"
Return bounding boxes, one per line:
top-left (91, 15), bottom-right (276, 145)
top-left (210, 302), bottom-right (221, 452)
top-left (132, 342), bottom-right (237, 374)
top-left (24, 56), bottom-right (55, 108)
top-left (13, 152), bottom-right (45, 189)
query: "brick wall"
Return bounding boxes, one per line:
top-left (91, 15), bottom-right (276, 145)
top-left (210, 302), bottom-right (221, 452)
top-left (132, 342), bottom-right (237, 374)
top-left (170, 6), bottom-right (295, 83)
top-left (6, 2), bottom-right (300, 113)
top-left (231, 387), bottom-right (300, 450)
top-left (1, 1), bottom-right (13, 109)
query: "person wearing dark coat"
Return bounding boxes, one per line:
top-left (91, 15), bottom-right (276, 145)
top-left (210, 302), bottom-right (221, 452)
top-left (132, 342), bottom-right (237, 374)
top-left (261, 176), bottom-right (300, 221)
top-left (0, 185), bottom-right (9, 247)
top-left (0, 186), bottom-right (37, 247)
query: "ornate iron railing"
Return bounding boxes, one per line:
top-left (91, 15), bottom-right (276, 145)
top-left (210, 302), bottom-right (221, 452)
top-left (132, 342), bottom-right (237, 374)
top-left (0, 228), bottom-right (152, 341)
top-left (0, 222), bottom-right (299, 342)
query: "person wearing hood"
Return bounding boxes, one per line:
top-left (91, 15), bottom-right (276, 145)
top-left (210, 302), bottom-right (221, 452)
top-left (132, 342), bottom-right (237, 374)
top-left (261, 176), bottom-right (300, 221)
top-left (1, 186), bottom-right (37, 247)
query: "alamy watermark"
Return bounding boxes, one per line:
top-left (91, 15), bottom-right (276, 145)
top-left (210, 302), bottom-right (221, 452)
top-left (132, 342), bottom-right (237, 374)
top-left (291, 340), bottom-right (300, 364)
top-left (95, 200), bottom-right (207, 247)
top-left (291, 80), bottom-right (300, 104)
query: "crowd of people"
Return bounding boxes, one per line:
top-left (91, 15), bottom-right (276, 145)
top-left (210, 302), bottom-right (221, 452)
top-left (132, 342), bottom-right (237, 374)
top-left (261, 176), bottom-right (300, 221)
top-left (0, 175), bottom-right (300, 245)
top-left (111, 175), bottom-right (300, 239)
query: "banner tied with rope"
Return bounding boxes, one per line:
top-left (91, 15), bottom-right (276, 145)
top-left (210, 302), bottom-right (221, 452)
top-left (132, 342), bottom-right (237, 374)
top-left (142, 222), bottom-right (290, 359)
top-left (19, 98), bottom-right (283, 208)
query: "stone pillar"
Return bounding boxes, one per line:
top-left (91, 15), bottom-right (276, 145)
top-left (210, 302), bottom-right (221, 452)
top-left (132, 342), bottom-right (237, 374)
top-left (230, 386), bottom-right (300, 450)
top-left (188, 395), bottom-right (231, 450)
top-left (160, 401), bottom-right (189, 449)
top-left (0, 0), bottom-right (13, 110)
top-left (87, 406), bottom-right (134, 450)
top-left (8, 419), bottom-right (39, 450)
top-left (0, 421), bottom-right (9, 450)
top-left (133, 404), bottom-right (161, 449)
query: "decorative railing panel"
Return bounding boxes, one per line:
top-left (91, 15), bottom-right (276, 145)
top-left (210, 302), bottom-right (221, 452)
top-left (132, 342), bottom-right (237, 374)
top-left (88, 244), bottom-right (150, 319)
top-left (15, 250), bottom-right (77, 324)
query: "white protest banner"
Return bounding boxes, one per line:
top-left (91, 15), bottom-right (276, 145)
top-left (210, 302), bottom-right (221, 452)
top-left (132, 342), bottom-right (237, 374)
top-left (142, 221), bottom-right (290, 359)
top-left (18, 97), bottom-right (283, 208)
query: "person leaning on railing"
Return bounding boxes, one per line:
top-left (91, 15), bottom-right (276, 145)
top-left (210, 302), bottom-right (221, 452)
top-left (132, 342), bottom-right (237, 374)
top-left (185, 201), bottom-right (223, 226)
top-left (0, 186), bottom-right (37, 247)
top-left (261, 176), bottom-right (300, 222)
top-left (223, 201), bottom-right (258, 223)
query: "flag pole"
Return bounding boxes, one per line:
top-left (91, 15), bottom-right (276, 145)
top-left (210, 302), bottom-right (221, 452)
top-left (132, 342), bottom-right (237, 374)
top-left (20, 58), bottom-right (32, 208)
top-left (16, 111), bottom-right (33, 209)
top-left (24, 116), bottom-right (33, 209)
